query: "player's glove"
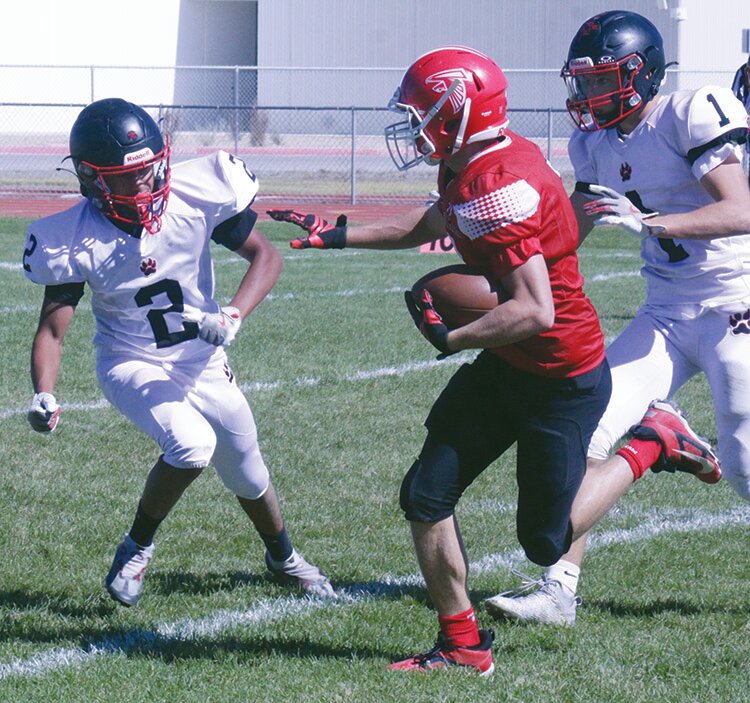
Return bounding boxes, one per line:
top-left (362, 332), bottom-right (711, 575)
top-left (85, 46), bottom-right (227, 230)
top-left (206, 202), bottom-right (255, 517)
top-left (583, 184), bottom-right (662, 239)
top-left (267, 210), bottom-right (347, 249)
top-left (182, 306), bottom-right (241, 347)
top-left (27, 392), bottom-right (61, 433)
top-left (404, 289), bottom-right (456, 359)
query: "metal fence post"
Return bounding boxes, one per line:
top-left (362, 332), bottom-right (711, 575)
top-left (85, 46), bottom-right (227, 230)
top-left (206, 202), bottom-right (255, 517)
top-left (90, 66), bottom-right (95, 103)
top-left (350, 107), bottom-right (357, 205)
top-left (233, 66), bottom-right (240, 154)
top-left (547, 108), bottom-right (552, 162)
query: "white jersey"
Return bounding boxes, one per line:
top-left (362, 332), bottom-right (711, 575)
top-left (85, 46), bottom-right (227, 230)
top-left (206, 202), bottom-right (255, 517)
top-left (23, 151), bottom-right (259, 362)
top-left (570, 86), bottom-right (750, 315)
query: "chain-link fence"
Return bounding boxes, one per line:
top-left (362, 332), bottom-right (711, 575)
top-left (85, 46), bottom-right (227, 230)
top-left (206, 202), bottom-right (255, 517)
top-left (0, 65), bottom-right (740, 206)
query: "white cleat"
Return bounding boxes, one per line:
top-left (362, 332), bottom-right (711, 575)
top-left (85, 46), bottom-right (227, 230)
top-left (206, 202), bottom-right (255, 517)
top-left (484, 576), bottom-right (580, 626)
top-left (105, 534), bottom-right (155, 607)
top-left (265, 548), bottom-right (336, 599)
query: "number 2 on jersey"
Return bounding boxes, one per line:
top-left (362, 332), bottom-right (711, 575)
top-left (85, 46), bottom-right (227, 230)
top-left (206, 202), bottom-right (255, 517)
top-left (135, 278), bottom-right (199, 348)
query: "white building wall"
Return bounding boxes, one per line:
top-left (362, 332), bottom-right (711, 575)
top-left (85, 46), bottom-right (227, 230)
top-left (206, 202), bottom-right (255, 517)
top-left (257, 0), bottom-right (750, 107)
top-left (0, 0), bottom-right (747, 124)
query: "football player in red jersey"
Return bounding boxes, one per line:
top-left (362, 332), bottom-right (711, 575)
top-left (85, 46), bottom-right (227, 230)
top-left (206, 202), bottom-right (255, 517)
top-left (269, 46), bottom-right (614, 674)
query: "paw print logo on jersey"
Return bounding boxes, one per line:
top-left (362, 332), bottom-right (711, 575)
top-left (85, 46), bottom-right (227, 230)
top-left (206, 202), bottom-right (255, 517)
top-left (139, 257), bottom-right (157, 276)
top-left (729, 309), bottom-right (750, 335)
top-left (620, 162), bottom-right (632, 181)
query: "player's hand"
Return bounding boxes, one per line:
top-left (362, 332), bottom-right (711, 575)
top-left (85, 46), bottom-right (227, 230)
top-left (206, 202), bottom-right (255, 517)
top-left (182, 306), bottom-right (241, 347)
top-left (404, 289), bottom-right (456, 359)
top-left (267, 210), bottom-right (347, 249)
top-left (583, 185), bottom-right (659, 239)
top-left (27, 392), bottom-right (61, 433)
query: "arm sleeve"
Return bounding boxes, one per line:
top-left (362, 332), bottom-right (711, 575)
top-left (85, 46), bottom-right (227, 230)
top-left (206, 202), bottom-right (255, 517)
top-left (676, 86), bottom-right (749, 179)
top-left (452, 174), bottom-right (544, 278)
top-left (215, 151), bottom-right (260, 221)
top-left (22, 224), bottom-right (82, 287)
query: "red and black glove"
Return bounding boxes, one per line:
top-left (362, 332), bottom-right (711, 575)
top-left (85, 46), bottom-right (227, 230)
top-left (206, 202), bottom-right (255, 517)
top-left (267, 210), bottom-right (347, 249)
top-left (404, 289), bottom-right (455, 359)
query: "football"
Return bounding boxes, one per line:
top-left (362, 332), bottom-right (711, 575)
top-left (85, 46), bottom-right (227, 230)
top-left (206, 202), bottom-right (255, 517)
top-left (411, 264), bottom-right (504, 329)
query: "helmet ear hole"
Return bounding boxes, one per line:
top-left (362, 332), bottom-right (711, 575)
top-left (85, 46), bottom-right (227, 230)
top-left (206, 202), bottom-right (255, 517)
top-left (442, 118), bottom-right (459, 136)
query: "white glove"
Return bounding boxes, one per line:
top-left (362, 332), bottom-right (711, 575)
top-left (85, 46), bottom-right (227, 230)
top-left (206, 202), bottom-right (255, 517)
top-left (584, 184), bottom-right (661, 239)
top-left (182, 306), bottom-right (242, 347)
top-left (28, 392), bottom-right (61, 433)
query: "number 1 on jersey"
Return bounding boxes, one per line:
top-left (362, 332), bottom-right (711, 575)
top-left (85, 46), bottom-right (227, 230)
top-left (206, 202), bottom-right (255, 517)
top-left (625, 190), bottom-right (689, 263)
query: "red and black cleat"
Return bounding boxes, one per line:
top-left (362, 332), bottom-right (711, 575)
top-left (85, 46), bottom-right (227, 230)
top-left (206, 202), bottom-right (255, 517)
top-left (387, 629), bottom-right (494, 676)
top-left (629, 399), bottom-right (721, 484)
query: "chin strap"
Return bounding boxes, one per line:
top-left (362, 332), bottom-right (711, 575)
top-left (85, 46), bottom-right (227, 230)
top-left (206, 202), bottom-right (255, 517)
top-left (453, 97), bottom-right (472, 152)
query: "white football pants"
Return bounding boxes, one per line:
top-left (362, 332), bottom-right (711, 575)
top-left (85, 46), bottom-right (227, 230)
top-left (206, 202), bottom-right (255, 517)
top-left (588, 305), bottom-right (750, 501)
top-left (96, 348), bottom-right (270, 499)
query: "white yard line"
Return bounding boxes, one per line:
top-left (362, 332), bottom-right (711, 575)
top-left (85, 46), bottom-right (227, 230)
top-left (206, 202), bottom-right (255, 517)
top-left (589, 271), bottom-right (641, 282)
top-left (0, 504), bottom-right (746, 680)
top-left (1, 356), bottom-right (473, 421)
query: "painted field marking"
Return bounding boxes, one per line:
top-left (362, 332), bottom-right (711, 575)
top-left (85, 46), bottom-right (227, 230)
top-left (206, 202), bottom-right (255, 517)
top-left (1, 355), bottom-right (474, 422)
top-left (0, 504), bottom-right (746, 680)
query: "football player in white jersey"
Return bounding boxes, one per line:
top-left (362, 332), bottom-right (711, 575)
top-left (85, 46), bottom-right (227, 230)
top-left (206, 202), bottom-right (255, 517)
top-left (730, 54), bottom-right (750, 187)
top-left (23, 98), bottom-right (334, 606)
top-left (485, 10), bottom-right (750, 626)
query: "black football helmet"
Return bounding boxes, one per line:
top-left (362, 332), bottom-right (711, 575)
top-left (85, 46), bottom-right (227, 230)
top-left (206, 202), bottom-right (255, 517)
top-left (562, 11), bottom-right (666, 131)
top-left (69, 98), bottom-right (170, 233)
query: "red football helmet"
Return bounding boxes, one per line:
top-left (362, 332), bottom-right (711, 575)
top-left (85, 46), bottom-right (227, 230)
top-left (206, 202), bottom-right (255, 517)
top-left (384, 46), bottom-right (509, 171)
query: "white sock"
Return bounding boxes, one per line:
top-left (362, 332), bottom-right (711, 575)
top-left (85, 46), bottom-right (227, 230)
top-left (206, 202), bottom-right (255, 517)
top-left (545, 560), bottom-right (580, 596)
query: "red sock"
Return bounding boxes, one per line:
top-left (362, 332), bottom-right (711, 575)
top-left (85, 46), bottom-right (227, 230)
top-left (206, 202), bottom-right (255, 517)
top-left (438, 607), bottom-right (480, 648)
top-left (616, 438), bottom-right (663, 480)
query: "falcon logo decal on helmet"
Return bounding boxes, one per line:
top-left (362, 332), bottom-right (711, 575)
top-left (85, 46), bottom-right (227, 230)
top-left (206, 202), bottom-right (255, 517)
top-left (425, 69), bottom-right (472, 113)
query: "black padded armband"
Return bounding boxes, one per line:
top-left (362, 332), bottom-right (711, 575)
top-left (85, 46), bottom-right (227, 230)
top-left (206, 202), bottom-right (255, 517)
top-left (211, 207), bottom-right (259, 251)
top-left (574, 181), bottom-right (597, 196)
top-left (686, 128), bottom-right (749, 165)
top-left (44, 282), bottom-right (85, 306)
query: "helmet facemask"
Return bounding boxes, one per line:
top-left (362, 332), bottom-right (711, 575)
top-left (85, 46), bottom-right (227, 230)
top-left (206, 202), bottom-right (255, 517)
top-left (384, 79), bottom-right (461, 171)
top-left (75, 136), bottom-right (171, 234)
top-left (563, 54), bottom-right (651, 131)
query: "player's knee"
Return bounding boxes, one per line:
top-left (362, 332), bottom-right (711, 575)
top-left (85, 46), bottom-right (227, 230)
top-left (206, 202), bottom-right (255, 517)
top-left (162, 439), bottom-right (214, 468)
top-left (517, 527), bottom-right (567, 567)
top-left (399, 459), bottom-right (454, 523)
top-left (160, 421), bottom-right (216, 469)
top-left (724, 469), bottom-right (750, 503)
top-left (217, 461), bottom-right (270, 500)
top-left (715, 438), bottom-right (750, 502)
top-left (587, 424), bottom-right (616, 462)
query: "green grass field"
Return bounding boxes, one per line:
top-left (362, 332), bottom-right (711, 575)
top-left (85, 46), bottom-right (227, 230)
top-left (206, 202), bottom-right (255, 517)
top-left (0, 216), bottom-right (747, 703)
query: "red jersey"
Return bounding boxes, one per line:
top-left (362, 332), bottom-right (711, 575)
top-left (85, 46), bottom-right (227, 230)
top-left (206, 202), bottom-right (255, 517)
top-left (437, 131), bottom-right (605, 378)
